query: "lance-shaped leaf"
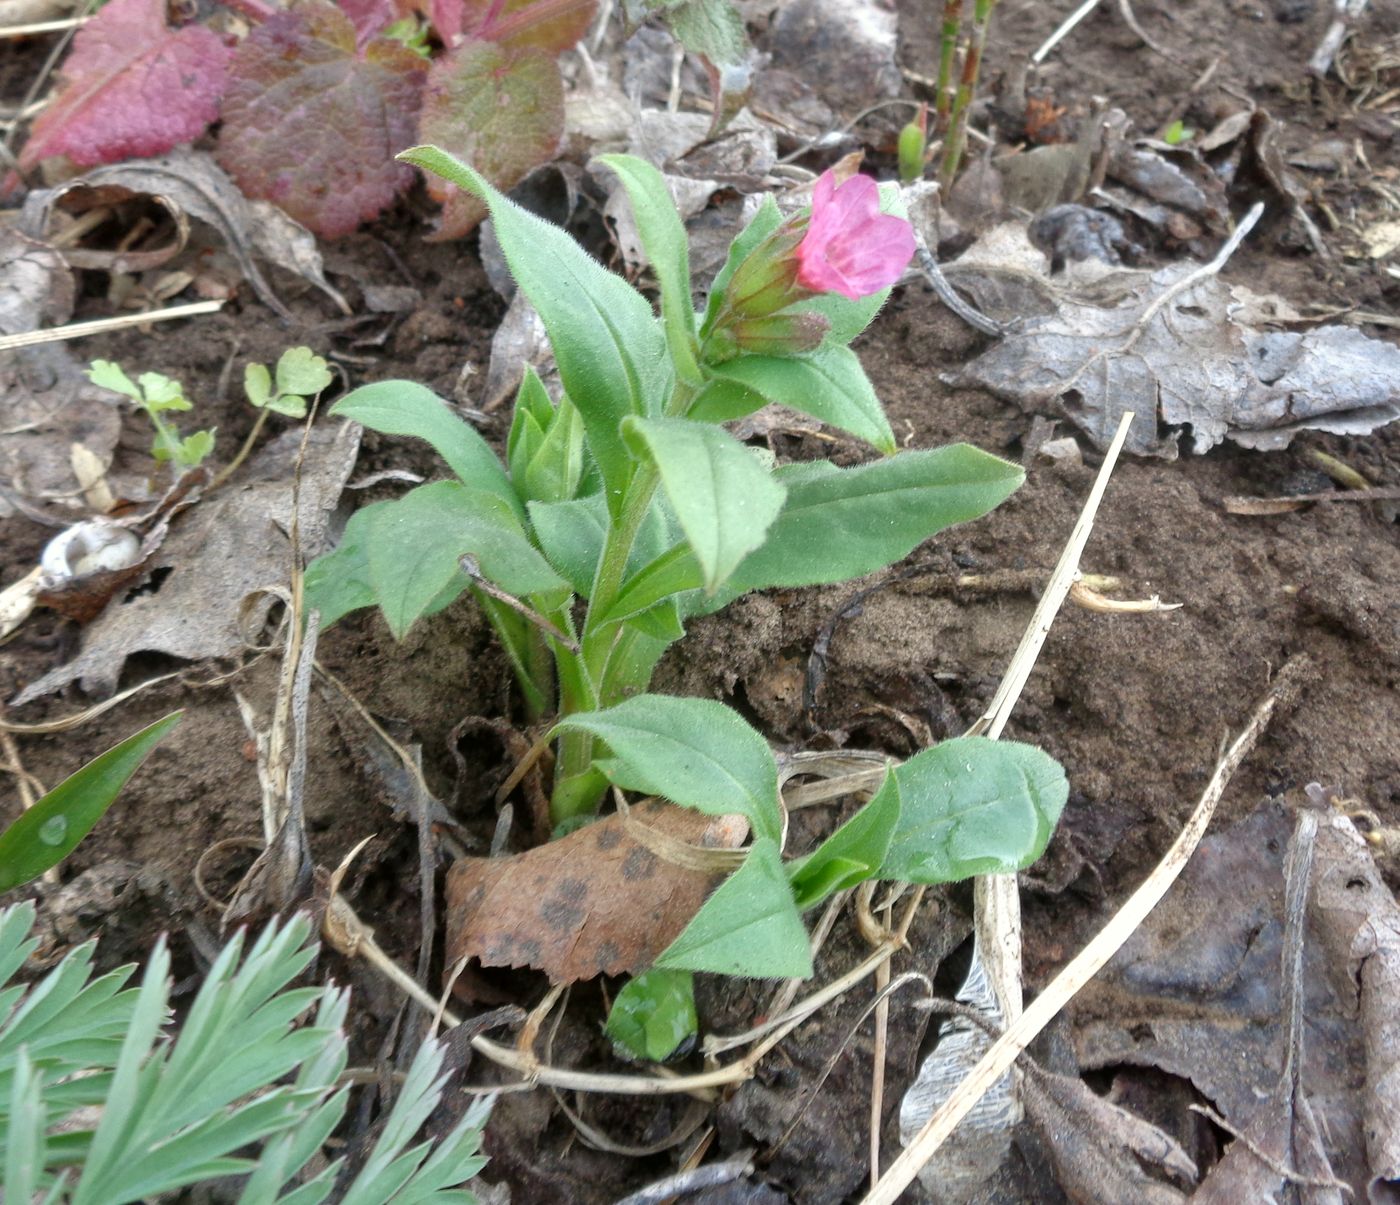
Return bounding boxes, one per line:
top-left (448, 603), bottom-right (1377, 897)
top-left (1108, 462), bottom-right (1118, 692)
top-left (656, 839), bottom-right (812, 979)
top-left (330, 381), bottom-right (520, 516)
top-left (611, 444), bottom-right (1024, 618)
top-left (597, 154), bottom-right (701, 384)
top-left (418, 40), bottom-right (564, 241)
top-left (401, 145), bottom-right (667, 513)
top-left (0, 712), bottom-right (181, 891)
top-left (365, 482), bottom-right (566, 638)
top-left (552, 695), bottom-right (782, 843)
top-left (720, 445), bottom-right (1023, 600)
top-left (623, 416), bottom-right (785, 595)
top-left (788, 769), bottom-right (900, 909)
top-left (703, 345), bottom-right (895, 453)
top-left (305, 500), bottom-right (471, 629)
top-left (19, 0), bottom-right (229, 172)
top-left (881, 737), bottom-right (1069, 884)
top-left (218, 1), bottom-right (427, 239)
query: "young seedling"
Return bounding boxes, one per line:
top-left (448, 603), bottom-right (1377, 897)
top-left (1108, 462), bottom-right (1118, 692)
top-left (87, 361), bottom-right (215, 470)
top-left (305, 149), bottom-right (1069, 1057)
top-left (88, 348), bottom-right (331, 488)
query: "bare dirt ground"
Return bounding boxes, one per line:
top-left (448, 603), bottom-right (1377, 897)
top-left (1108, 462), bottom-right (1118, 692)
top-left (2, 0), bottom-right (1399, 1200)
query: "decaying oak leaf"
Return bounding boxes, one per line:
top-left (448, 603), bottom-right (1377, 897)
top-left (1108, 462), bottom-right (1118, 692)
top-left (445, 802), bottom-right (747, 983)
top-left (20, 152), bottom-right (349, 320)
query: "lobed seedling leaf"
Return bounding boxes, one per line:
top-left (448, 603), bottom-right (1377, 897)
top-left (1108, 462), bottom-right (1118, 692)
top-left (18, 0), bottom-right (229, 172)
top-left (217, 1), bottom-right (427, 239)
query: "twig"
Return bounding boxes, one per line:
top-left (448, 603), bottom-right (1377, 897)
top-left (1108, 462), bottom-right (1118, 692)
top-left (970, 411), bottom-right (1136, 740)
top-left (1309, 0), bottom-right (1369, 77)
top-left (915, 239), bottom-right (1004, 337)
top-left (0, 15), bottom-right (88, 35)
top-left (0, 301), bottom-right (224, 352)
top-left (0, 710), bottom-right (56, 883)
top-left (1032, 0), bottom-right (1103, 64)
top-left (863, 655), bottom-right (1312, 1205)
top-left (610, 1156), bottom-right (755, 1205)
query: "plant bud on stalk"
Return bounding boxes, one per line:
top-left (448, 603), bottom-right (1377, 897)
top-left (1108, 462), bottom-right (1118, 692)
top-left (727, 310), bottom-right (831, 357)
top-left (708, 170), bottom-right (917, 363)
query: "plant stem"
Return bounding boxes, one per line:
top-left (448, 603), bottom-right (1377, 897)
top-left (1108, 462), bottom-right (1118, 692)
top-left (938, 0), bottom-right (998, 189)
top-left (935, 0), bottom-right (964, 129)
top-left (548, 378), bottom-right (701, 826)
top-left (209, 409), bottom-right (269, 491)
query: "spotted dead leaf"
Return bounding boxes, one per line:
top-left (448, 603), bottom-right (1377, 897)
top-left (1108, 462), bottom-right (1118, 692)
top-left (445, 802), bottom-right (747, 983)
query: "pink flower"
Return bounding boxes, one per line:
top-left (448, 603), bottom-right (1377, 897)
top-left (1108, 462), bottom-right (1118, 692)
top-left (795, 171), bottom-right (916, 301)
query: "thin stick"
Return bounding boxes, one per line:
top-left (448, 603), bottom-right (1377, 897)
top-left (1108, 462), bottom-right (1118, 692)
top-left (0, 15), bottom-right (88, 35)
top-left (0, 301), bottom-right (224, 352)
top-left (972, 410), bottom-right (1137, 740)
top-left (1032, 0), bottom-right (1102, 64)
top-left (863, 656), bottom-right (1310, 1205)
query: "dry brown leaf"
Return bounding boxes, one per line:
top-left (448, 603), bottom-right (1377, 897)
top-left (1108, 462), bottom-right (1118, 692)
top-left (1070, 803), bottom-right (1368, 1193)
top-left (19, 151), bottom-right (349, 320)
top-left (0, 229), bottom-right (121, 513)
top-left (12, 423), bottom-right (359, 704)
top-left (1309, 805), bottom-right (1400, 1202)
top-left (1022, 1069), bottom-right (1196, 1204)
top-left (946, 224), bottom-right (1400, 457)
top-left (444, 802), bottom-right (747, 984)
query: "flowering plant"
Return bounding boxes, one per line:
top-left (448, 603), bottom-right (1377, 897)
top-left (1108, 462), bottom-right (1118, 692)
top-left (306, 150), bottom-right (1066, 1052)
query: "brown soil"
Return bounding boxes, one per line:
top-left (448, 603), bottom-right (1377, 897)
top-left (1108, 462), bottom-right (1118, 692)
top-left (3, 0), bottom-right (1399, 1201)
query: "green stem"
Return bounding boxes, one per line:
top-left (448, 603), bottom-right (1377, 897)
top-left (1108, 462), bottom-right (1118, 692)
top-left (935, 0), bottom-right (964, 130)
top-left (549, 377), bottom-right (701, 826)
top-left (209, 409), bottom-right (269, 491)
top-left (939, 0), bottom-right (998, 189)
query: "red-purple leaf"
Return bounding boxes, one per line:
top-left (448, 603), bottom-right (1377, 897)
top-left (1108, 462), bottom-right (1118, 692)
top-left (19, 0), bottom-right (229, 172)
top-left (417, 38), bottom-right (563, 240)
top-left (461, 0), bottom-right (596, 54)
top-left (429, 0), bottom-right (465, 46)
top-left (217, 1), bottom-right (427, 239)
top-left (339, 0), bottom-right (402, 48)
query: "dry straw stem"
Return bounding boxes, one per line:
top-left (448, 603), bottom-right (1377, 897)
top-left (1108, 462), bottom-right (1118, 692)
top-left (966, 409), bottom-right (1138, 1028)
top-left (863, 655), bottom-right (1312, 1205)
top-left (0, 300), bottom-right (224, 351)
top-left (0, 15), bottom-right (88, 35)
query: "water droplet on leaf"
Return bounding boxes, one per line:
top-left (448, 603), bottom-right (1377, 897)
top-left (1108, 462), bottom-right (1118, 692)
top-left (38, 816), bottom-right (68, 846)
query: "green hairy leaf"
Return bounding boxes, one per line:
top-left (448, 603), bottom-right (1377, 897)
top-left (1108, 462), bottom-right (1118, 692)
top-left (365, 482), bottom-right (566, 639)
top-left (0, 712), bottom-right (181, 891)
top-left (596, 154), bottom-right (701, 384)
top-left (705, 345), bottom-right (896, 454)
top-left (882, 737), bottom-right (1069, 883)
top-left (622, 417), bottom-right (785, 594)
top-left (605, 969), bottom-right (698, 1063)
top-left (400, 144), bottom-right (668, 514)
top-left (332, 381), bottom-right (520, 517)
top-left (788, 769), bottom-right (900, 909)
top-left (656, 839), bottom-right (812, 979)
top-left (551, 695), bottom-right (782, 843)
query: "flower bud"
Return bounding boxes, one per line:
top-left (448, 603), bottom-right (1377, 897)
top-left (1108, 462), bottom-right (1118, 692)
top-left (720, 224), bottom-right (808, 320)
top-left (728, 310), bottom-right (830, 358)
